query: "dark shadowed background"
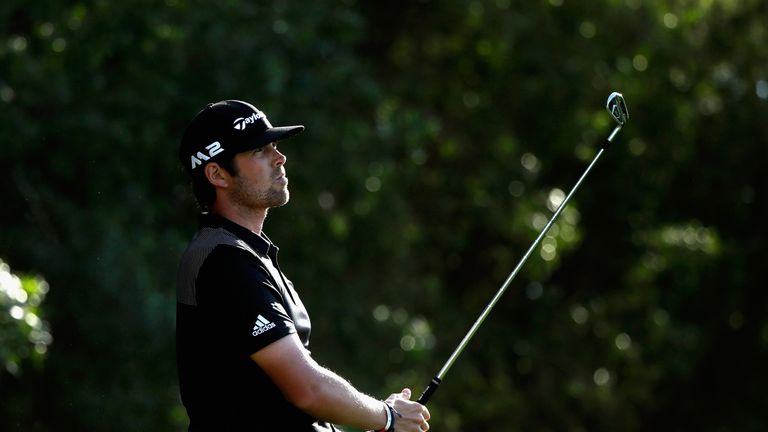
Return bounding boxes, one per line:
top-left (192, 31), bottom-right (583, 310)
top-left (1, 0), bottom-right (767, 430)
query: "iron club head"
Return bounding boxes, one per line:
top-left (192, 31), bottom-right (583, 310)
top-left (606, 92), bottom-right (629, 126)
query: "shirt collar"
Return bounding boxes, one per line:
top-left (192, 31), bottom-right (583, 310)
top-left (198, 213), bottom-right (278, 257)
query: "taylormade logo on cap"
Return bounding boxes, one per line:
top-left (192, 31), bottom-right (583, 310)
top-left (233, 111), bottom-right (264, 130)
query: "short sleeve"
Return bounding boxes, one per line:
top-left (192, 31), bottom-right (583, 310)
top-left (195, 245), bottom-right (297, 356)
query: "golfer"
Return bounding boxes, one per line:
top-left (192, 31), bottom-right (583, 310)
top-left (176, 100), bottom-right (431, 431)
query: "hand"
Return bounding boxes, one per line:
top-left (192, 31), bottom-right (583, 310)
top-left (385, 388), bottom-right (431, 432)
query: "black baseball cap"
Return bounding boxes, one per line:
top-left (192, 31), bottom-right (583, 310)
top-left (179, 100), bottom-right (304, 175)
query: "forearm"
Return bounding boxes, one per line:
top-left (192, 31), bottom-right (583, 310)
top-left (251, 334), bottom-right (392, 430)
top-left (296, 363), bottom-right (388, 430)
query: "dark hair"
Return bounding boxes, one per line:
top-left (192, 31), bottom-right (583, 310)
top-left (190, 156), bottom-right (239, 211)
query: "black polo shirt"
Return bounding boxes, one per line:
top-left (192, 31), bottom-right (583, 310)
top-left (176, 213), bottom-right (337, 431)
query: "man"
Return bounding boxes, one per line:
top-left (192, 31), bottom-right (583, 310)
top-left (176, 100), bottom-right (431, 431)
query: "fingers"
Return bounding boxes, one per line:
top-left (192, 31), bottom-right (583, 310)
top-left (387, 387), bottom-right (412, 404)
top-left (391, 397), bottom-right (430, 432)
top-left (400, 387), bottom-right (429, 421)
top-left (401, 388), bottom-right (412, 400)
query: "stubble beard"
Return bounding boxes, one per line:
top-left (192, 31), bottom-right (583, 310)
top-left (230, 176), bottom-right (290, 211)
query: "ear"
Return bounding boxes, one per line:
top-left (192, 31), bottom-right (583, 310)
top-left (204, 163), bottom-right (230, 188)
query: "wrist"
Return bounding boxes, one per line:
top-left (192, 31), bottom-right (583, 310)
top-left (376, 402), bottom-right (395, 432)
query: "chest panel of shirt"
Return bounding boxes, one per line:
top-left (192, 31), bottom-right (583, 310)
top-left (177, 217), bottom-right (312, 346)
top-left (252, 247), bottom-right (312, 345)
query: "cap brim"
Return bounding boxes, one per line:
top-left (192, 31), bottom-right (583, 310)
top-left (228, 125), bottom-right (305, 155)
top-left (261, 125), bottom-right (305, 145)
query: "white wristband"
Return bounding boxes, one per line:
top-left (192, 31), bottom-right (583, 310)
top-left (382, 401), bottom-right (392, 431)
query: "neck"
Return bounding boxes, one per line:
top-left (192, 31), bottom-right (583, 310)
top-left (211, 202), bottom-right (267, 235)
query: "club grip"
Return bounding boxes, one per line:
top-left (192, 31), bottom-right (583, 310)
top-left (416, 376), bottom-right (442, 405)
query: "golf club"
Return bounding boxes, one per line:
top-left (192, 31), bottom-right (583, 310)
top-left (416, 92), bottom-right (629, 405)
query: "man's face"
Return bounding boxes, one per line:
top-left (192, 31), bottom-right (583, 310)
top-left (227, 142), bottom-right (290, 210)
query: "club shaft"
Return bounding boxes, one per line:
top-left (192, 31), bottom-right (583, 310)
top-left (434, 130), bottom-right (619, 381)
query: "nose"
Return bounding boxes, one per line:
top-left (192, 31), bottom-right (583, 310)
top-left (273, 146), bottom-right (286, 167)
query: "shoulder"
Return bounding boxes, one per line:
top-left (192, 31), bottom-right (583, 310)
top-left (183, 226), bottom-right (258, 261)
top-left (177, 226), bottom-right (267, 305)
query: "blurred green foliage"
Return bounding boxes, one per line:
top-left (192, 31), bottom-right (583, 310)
top-left (1, 0), bottom-right (767, 431)
top-left (0, 260), bottom-right (51, 374)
